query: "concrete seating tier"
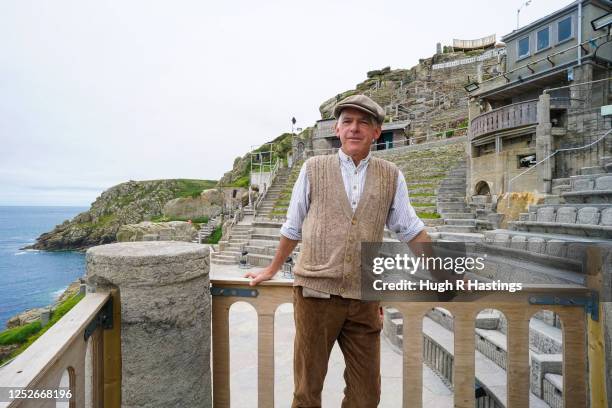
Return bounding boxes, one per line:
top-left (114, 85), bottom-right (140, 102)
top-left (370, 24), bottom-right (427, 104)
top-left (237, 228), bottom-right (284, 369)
top-left (484, 229), bottom-right (610, 265)
top-left (561, 173), bottom-right (612, 203)
top-left (510, 204), bottom-right (612, 239)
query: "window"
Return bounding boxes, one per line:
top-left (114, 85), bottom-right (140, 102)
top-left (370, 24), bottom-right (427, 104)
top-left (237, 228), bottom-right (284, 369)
top-left (536, 27), bottom-right (550, 51)
top-left (518, 36), bottom-right (530, 59)
top-left (558, 17), bottom-right (572, 42)
top-left (518, 154), bottom-right (536, 168)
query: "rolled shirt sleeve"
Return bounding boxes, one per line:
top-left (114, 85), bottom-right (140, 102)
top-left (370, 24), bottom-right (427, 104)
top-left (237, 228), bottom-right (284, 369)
top-left (280, 164), bottom-right (310, 241)
top-left (386, 169), bottom-right (425, 242)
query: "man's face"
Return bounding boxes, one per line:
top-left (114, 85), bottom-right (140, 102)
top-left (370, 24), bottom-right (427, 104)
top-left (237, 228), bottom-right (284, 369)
top-left (335, 108), bottom-right (382, 158)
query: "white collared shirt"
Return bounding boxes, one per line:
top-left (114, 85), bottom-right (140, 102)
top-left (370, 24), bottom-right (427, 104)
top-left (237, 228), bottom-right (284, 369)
top-left (280, 150), bottom-right (425, 242)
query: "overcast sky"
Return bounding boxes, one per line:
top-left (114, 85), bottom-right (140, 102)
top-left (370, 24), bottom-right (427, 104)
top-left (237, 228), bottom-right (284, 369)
top-left (0, 0), bottom-right (570, 206)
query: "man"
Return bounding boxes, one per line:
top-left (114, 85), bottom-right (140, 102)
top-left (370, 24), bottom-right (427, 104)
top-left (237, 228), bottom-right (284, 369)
top-left (245, 94), bottom-right (430, 407)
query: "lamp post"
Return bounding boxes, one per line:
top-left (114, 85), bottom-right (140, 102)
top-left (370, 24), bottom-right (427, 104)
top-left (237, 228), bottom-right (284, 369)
top-left (517, 0), bottom-right (532, 29)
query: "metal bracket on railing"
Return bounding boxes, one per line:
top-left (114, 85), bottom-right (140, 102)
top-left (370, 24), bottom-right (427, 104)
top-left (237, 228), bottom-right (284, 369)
top-left (84, 297), bottom-right (114, 340)
top-left (210, 287), bottom-right (259, 298)
top-left (528, 291), bottom-right (599, 321)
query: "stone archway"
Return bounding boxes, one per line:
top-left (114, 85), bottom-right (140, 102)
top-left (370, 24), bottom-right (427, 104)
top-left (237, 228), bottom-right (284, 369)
top-left (475, 180), bottom-right (491, 196)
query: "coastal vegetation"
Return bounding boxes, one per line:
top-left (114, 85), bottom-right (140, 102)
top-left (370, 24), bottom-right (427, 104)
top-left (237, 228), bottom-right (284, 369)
top-left (0, 292), bottom-right (84, 365)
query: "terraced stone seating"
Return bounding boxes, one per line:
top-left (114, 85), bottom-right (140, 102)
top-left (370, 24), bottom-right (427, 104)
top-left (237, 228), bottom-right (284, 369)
top-left (561, 173), bottom-right (612, 203)
top-left (484, 229), bottom-right (610, 261)
top-left (510, 204), bottom-right (612, 239)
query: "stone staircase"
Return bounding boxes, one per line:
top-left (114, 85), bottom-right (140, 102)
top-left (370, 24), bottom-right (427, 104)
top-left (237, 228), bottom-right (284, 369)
top-left (210, 223), bottom-right (252, 265)
top-left (383, 307), bottom-right (562, 408)
top-left (372, 138), bottom-right (467, 230)
top-left (255, 168), bottom-right (292, 220)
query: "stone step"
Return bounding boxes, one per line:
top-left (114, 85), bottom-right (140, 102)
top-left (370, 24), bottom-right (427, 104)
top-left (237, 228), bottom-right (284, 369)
top-left (437, 197), bottom-right (465, 203)
top-left (247, 253), bottom-right (274, 267)
top-left (251, 233), bottom-right (281, 241)
top-left (579, 166), bottom-right (605, 175)
top-left (437, 202), bottom-right (468, 211)
top-left (228, 239), bottom-right (249, 244)
top-left (444, 219), bottom-right (477, 226)
top-left (439, 177), bottom-right (466, 184)
top-left (412, 205), bottom-right (436, 212)
top-left (438, 186), bottom-right (465, 193)
top-left (436, 225), bottom-right (476, 233)
top-left (211, 258), bottom-right (238, 265)
top-left (422, 218), bottom-right (444, 227)
top-left (441, 212), bottom-right (475, 219)
top-left (211, 253), bottom-right (239, 262)
top-left (433, 231), bottom-right (484, 242)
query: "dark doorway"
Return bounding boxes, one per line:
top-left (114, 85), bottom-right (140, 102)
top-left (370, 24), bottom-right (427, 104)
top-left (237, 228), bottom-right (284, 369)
top-left (378, 132), bottom-right (393, 150)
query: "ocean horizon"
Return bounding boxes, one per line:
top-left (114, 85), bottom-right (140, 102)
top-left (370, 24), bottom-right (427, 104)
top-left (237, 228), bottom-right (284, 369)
top-left (0, 205), bottom-right (88, 329)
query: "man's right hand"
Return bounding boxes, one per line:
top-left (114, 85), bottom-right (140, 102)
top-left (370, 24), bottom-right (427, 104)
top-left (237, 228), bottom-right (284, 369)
top-left (243, 266), bottom-right (277, 286)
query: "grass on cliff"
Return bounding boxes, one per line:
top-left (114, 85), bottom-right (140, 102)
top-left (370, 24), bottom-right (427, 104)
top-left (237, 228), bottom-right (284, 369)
top-left (0, 293), bottom-right (84, 365)
top-left (175, 179), bottom-right (217, 198)
top-left (0, 322), bottom-right (42, 346)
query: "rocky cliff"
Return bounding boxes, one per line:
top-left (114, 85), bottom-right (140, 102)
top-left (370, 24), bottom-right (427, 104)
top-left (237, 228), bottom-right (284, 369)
top-left (217, 132), bottom-right (293, 186)
top-left (28, 179), bottom-right (215, 251)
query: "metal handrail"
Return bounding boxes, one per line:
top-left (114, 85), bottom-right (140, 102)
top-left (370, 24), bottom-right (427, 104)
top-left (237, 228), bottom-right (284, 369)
top-left (507, 128), bottom-right (612, 204)
top-left (253, 158), bottom-right (281, 217)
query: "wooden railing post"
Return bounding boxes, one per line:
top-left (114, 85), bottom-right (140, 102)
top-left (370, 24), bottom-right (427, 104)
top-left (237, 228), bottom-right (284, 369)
top-left (451, 305), bottom-right (476, 408)
top-left (257, 311), bottom-right (275, 407)
top-left (506, 308), bottom-right (530, 408)
top-left (212, 301), bottom-right (230, 408)
top-left (400, 305), bottom-right (424, 408)
top-left (102, 288), bottom-right (121, 408)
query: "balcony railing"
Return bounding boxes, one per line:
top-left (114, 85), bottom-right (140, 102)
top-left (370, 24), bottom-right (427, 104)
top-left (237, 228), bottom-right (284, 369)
top-left (471, 100), bottom-right (538, 139)
top-left (210, 278), bottom-right (595, 408)
top-left (0, 291), bottom-right (116, 408)
top-left (0, 243), bottom-right (606, 408)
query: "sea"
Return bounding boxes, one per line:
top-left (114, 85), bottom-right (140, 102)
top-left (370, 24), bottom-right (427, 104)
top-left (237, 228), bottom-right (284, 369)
top-left (0, 206), bottom-right (88, 329)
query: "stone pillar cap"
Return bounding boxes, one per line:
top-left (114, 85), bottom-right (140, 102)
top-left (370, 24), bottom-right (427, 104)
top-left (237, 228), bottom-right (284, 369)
top-left (86, 241), bottom-right (209, 287)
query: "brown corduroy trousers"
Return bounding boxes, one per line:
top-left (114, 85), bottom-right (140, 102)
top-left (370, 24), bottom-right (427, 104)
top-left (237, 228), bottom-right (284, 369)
top-left (292, 286), bottom-right (382, 408)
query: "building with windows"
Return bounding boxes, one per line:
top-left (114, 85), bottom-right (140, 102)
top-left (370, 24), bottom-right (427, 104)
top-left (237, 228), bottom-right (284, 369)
top-left (307, 118), bottom-right (411, 154)
top-left (466, 0), bottom-right (612, 202)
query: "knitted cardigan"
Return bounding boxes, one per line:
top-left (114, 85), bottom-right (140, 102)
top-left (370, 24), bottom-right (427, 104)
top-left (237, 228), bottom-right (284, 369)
top-left (293, 154), bottom-right (398, 299)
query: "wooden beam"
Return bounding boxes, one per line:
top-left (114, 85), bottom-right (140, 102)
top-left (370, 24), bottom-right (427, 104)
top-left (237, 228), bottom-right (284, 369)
top-left (212, 300), bottom-right (231, 408)
top-left (585, 248), bottom-right (608, 408)
top-left (103, 289), bottom-right (121, 408)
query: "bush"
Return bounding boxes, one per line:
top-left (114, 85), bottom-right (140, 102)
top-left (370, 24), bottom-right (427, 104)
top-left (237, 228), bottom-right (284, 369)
top-left (1, 293), bottom-right (84, 364)
top-left (0, 322), bottom-right (42, 345)
top-left (205, 226), bottom-right (222, 244)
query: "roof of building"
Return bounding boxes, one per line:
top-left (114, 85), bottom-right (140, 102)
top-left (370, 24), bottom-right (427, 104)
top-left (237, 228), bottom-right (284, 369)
top-left (502, 0), bottom-right (611, 43)
top-left (382, 120), bottom-right (411, 131)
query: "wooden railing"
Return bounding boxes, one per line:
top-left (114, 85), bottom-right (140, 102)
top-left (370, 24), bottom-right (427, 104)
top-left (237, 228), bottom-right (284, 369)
top-left (210, 278), bottom-right (596, 408)
top-left (0, 291), bottom-right (119, 408)
top-left (470, 100), bottom-right (538, 139)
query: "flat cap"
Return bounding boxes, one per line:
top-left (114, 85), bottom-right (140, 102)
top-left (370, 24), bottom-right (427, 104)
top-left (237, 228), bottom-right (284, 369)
top-left (333, 94), bottom-right (385, 124)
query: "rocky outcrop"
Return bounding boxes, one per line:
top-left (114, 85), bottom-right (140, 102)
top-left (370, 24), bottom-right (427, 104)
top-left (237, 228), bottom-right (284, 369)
top-left (27, 179), bottom-right (214, 251)
top-left (217, 133), bottom-right (293, 187)
top-left (116, 221), bottom-right (197, 243)
top-left (218, 156), bottom-right (250, 186)
top-left (163, 189), bottom-right (224, 220)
